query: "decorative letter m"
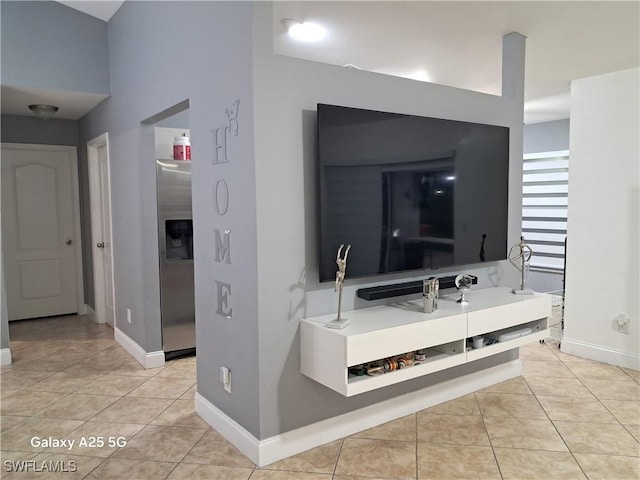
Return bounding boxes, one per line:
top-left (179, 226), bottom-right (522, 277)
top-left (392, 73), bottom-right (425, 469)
top-left (214, 229), bottom-right (231, 264)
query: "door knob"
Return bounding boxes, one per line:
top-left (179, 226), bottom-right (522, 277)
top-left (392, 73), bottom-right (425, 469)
top-left (96, 242), bottom-right (105, 248)
top-left (66, 239), bottom-right (73, 245)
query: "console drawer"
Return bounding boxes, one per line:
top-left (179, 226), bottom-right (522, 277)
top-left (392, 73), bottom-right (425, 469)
top-left (467, 295), bottom-right (551, 337)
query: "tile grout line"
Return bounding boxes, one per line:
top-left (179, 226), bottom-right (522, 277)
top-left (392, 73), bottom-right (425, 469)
top-left (331, 436), bottom-right (345, 478)
top-left (567, 367), bottom-right (632, 429)
top-left (79, 455), bottom-right (108, 480)
top-left (414, 412), bottom-right (418, 480)
top-left (526, 347), bottom-right (591, 479)
top-left (85, 396), bottom-right (206, 474)
top-left (474, 391), bottom-right (504, 480)
top-left (621, 367), bottom-right (640, 384)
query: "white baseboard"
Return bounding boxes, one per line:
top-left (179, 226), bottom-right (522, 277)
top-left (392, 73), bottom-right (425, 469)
top-left (0, 348), bottom-right (12, 366)
top-left (561, 338), bottom-right (640, 370)
top-left (85, 305), bottom-right (97, 323)
top-left (195, 393), bottom-right (261, 463)
top-left (195, 359), bottom-right (521, 467)
top-left (114, 327), bottom-right (165, 369)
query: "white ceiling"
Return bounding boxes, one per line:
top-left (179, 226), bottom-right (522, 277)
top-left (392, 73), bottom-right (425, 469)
top-left (57, 0), bottom-right (123, 21)
top-left (1, 86), bottom-right (108, 120)
top-left (3, 1), bottom-right (638, 124)
top-left (273, 1), bottom-right (639, 124)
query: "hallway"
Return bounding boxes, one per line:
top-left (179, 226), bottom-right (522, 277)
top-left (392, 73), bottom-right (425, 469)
top-left (1, 315), bottom-right (638, 479)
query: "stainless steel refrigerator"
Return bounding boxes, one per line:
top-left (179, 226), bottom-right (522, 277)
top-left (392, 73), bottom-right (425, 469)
top-left (156, 159), bottom-right (195, 358)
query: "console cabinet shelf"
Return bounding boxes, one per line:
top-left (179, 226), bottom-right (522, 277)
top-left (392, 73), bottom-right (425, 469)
top-left (300, 287), bottom-right (551, 396)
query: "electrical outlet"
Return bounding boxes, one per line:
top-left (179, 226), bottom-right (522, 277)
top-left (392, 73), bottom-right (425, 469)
top-left (615, 314), bottom-right (630, 334)
top-left (220, 367), bottom-right (231, 393)
top-left (126, 308), bottom-right (132, 324)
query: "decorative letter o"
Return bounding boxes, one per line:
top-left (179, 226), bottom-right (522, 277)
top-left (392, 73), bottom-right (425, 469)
top-left (215, 179), bottom-right (229, 216)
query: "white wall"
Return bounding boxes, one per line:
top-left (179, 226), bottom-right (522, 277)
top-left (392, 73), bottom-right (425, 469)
top-left (1, 248), bottom-right (10, 360)
top-left (563, 68), bottom-right (639, 368)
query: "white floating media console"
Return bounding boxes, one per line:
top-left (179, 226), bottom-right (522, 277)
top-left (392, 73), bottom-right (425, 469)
top-left (300, 286), bottom-right (551, 396)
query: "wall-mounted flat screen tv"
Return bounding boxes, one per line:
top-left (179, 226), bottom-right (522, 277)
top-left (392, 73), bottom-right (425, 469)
top-left (317, 103), bottom-right (510, 283)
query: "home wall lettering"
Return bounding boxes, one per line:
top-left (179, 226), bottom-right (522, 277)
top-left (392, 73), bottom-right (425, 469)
top-left (212, 99), bottom-right (240, 319)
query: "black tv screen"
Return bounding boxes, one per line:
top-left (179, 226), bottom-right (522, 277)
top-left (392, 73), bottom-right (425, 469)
top-left (317, 104), bottom-right (510, 282)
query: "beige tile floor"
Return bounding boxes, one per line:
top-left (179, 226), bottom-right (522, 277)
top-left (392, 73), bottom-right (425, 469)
top-left (1, 315), bottom-right (638, 479)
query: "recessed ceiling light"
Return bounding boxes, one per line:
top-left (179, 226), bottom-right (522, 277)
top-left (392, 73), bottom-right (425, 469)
top-left (281, 18), bottom-right (326, 43)
top-left (407, 70), bottom-right (431, 82)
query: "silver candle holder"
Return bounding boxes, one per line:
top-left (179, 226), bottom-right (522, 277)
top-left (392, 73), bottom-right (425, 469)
top-left (423, 277), bottom-right (439, 313)
top-left (509, 236), bottom-right (534, 295)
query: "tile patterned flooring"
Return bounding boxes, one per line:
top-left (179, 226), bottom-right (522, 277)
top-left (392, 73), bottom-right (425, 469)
top-left (1, 315), bottom-right (639, 479)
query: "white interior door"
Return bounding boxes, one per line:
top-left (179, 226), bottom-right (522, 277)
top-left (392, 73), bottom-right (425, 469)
top-left (88, 135), bottom-right (115, 327)
top-left (1, 144), bottom-right (80, 320)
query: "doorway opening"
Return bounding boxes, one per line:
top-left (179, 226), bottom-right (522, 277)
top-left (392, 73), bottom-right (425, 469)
top-left (87, 133), bottom-right (115, 328)
top-left (143, 101), bottom-right (195, 360)
top-left (1, 143), bottom-right (85, 321)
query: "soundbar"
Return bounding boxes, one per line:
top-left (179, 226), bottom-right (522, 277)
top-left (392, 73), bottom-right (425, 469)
top-left (356, 275), bottom-right (478, 301)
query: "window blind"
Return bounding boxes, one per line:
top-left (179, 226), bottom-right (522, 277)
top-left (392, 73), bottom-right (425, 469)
top-left (522, 150), bottom-right (569, 273)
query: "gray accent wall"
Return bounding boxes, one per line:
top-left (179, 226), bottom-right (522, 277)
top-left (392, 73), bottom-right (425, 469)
top-left (0, 2), bottom-right (111, 319)
top-left (252, 4), bottom-right (525, 439)
top-left (1, 115), bottom-right (79, 146)
top-left (524, 119), bottom-right (570, 154)
top-left (78, 1), bottom-right (259, 436)
top-left (1, 1), bottom-right (109, 94)
top-left (1, 0), bottom-right (531, 441)
top-left (527, 271), bottom-right (564, 294)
